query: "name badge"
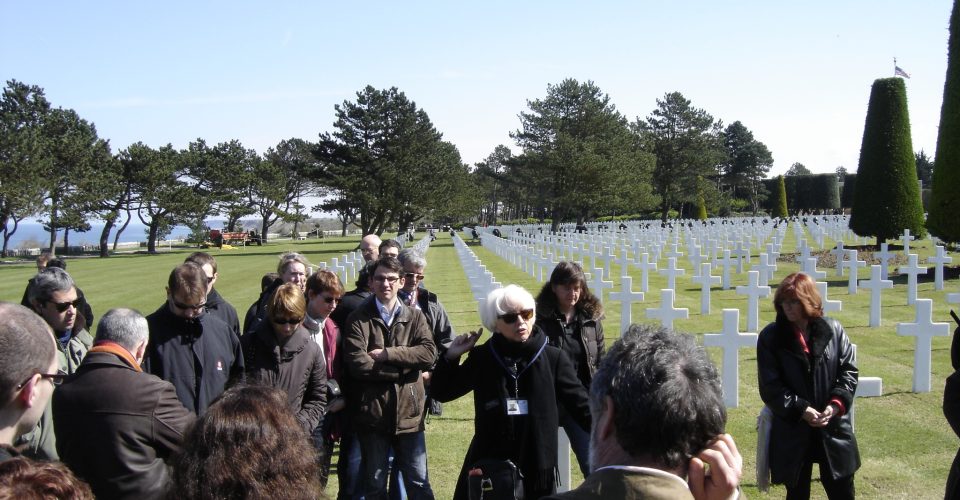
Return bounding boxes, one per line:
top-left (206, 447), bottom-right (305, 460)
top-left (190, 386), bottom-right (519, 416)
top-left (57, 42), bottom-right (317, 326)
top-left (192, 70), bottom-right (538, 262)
top-left (505, 398), bottom-right (528, 415)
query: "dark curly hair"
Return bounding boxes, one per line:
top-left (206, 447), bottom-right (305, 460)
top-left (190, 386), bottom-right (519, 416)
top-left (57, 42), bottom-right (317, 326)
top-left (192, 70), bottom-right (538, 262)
top-left (0, 455), bottom-right (94, 500)
top-left (169, 385), bottom-right (321, 500)
top-left (536, 261), bottom-right (603, 319)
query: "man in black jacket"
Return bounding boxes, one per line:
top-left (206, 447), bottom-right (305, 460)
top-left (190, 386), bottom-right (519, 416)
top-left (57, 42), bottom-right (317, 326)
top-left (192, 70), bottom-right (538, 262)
top-left (145, 263), bottom-right (243, 415)
top-left (54, 308), bottom-right (195, 500)
top-left (185, 252), bottom-right (240, 338)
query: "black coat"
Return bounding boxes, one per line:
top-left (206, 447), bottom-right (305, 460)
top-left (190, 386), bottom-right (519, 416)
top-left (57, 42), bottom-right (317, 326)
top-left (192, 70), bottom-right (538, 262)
top-left (241, 321), bottom-right (327, 433)
top-left (145, 304), bottom-right (244, 415)
top-left (757, 315), bottom-right (860, 486)
top-left (535, 304), bottom-right (604, 389)
top-left (943, 317), bottom-right (960, 500)
top-left (243, 278), bottom-right (282, 335)
top-left (205, 288), bottom-right (240, 338)
top-left (53, 351), bottom-right (195, 500)
top-left (431, 331), bottom-right (591, 499)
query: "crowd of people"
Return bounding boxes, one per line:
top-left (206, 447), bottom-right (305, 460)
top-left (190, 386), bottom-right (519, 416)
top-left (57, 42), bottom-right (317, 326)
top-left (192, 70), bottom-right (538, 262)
top-left (0, 235), bottom-right (804, 500)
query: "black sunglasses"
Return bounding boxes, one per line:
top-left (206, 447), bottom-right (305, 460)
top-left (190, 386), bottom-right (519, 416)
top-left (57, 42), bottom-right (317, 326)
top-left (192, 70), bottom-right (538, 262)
top-left (172, 300), bottom-right (206, 311)
top-left (272, 317), bottom-right (303, 325)
top-left (17, 370), bottom-right (68, 390)
top-left (404, 272), bottom-right (424, 281)
top-left (498, 309), bottom-right (534, 324)
top-left (47, 299), bottom-right (82, 313)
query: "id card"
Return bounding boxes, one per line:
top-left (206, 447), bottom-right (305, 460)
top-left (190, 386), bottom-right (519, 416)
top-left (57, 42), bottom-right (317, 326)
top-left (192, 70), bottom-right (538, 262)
top-left (505, 398), bottom-right (529, 415)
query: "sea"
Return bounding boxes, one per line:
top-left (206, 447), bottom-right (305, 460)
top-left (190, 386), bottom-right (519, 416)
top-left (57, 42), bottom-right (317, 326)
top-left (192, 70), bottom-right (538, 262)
top-left (4, 221), bottom-right (197, 249)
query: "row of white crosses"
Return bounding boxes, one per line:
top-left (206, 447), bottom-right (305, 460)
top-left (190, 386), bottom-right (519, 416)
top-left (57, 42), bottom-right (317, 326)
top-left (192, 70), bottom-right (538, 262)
top-left (488, 220), bottom-right (958, 397)
top-left (317, 232), bottom-right (420, 285)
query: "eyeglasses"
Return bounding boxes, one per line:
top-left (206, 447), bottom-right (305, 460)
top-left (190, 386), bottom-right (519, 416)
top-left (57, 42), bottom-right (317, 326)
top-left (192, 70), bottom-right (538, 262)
top-left (322, 296), bottom-right (341, 304)
top-left (498, 309), bottom-right (535, 324)
top-left (172, 300), bottom-right (206, 311)
top-left (17, 370), bottom-right (68, 390)
top-left (47, 299), bottom-right (81, 313)
top-left (404, 273), bottom-right (424, 281)
top-left (372, 275), bottom-right (401, 284)
top-left (272, 317), bottom-right (303, 325)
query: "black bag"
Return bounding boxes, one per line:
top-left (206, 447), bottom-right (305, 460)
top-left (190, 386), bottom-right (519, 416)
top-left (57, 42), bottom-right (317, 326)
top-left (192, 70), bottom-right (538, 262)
top-left (466, 459), bottom-right (524, 500)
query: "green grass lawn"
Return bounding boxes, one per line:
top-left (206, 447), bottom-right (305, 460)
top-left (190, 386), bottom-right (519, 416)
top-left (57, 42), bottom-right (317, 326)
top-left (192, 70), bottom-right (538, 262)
top-left (2, 230), bottom-right (958, 499)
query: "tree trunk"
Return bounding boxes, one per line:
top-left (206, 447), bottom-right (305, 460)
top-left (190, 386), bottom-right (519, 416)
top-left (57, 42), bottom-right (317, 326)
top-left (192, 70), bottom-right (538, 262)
top-left (261, 217), bottom-right (270, 244)
top-left (112, 210), bottom-right (132, 251)
top-left (1, 216), bottom-right (17, 258)
top-left (48, 195), bottom-right (59, 257)
top-left (99, 217), bottom-right (116, 258)
top-left (63, 227), bottom-right (71, 254)
top-left (147, 219), bottom-right (160, 254)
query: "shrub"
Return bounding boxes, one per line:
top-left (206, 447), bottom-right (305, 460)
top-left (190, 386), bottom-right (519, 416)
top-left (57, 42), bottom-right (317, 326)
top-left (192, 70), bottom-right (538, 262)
top-left (928, 0), bottom-right (960, 242)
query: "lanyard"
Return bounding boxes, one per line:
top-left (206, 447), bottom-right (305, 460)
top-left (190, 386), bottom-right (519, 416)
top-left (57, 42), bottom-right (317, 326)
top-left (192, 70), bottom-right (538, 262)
top-left (489, 337), bottom-right (547, 398)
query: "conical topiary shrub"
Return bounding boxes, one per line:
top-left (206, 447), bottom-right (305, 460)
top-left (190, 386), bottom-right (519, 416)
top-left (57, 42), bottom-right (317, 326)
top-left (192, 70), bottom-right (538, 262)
top-left (772, 175), bottom-right (788, 217)
top-left (928, 0), bottom-right (960, 243)
top-left (849, 77), bottom-right (926, 244)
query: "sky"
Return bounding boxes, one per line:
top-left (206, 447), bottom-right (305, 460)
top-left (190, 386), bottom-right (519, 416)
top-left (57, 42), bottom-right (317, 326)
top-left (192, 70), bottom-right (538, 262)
top-left (1, 1), bottom-right (954, 191)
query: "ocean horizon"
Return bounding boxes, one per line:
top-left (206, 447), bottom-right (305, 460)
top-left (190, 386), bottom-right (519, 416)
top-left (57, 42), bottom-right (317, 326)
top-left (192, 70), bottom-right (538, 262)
top-left (2, 221), bottom-right (194, 249)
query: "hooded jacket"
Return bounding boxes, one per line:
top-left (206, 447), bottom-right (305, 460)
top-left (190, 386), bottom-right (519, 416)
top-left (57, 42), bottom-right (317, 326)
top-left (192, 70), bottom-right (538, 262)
top-left (242, 321), bottom-right (327, 432)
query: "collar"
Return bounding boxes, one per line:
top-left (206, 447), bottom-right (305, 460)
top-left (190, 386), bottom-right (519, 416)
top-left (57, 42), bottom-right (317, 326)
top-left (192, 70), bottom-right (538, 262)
top-left (593, 465), bottom-right (689, 490)
top-left (375, 297), bottom-right (401, 326)
top-left (89, 341), bottom-right (143, 372)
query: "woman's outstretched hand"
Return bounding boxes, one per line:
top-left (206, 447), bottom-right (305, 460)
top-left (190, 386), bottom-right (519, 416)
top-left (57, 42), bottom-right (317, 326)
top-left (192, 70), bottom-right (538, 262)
top-left (444, 328), bottom-right (483, 361)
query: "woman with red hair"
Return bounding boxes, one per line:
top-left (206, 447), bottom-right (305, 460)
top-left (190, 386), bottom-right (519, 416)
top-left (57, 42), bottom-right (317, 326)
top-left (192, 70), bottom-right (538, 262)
top-left (757, 272), bottom-right (860, 499)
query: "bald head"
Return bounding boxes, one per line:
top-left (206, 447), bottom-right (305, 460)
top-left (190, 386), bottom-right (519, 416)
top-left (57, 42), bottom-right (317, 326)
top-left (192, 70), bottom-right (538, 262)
top-left (360, 234), bottom-right (382, 262)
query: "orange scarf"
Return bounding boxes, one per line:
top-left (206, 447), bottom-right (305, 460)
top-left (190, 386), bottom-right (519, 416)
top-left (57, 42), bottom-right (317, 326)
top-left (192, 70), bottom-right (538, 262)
top-left (89, 341), bottom-right (142, 372)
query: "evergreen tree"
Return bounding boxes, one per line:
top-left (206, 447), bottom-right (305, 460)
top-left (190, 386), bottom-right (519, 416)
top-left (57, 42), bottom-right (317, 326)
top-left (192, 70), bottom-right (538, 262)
top-left (849, 78), bottom-right (926, 243)
top-left (696, 193), bottom-right (708, 220)
top-left (772, 175), bottom-right (788, 217)
top-left (928, 0), bottom-right (960, 242)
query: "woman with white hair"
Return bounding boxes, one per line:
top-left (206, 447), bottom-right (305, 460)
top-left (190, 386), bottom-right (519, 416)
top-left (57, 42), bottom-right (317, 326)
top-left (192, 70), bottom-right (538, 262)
top-left (431, 284), bottom-right (591, 499)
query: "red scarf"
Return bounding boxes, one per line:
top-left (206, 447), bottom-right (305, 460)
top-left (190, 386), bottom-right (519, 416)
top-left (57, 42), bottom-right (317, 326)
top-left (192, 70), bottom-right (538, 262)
top-left (90, 341), bottom-right (142, 372)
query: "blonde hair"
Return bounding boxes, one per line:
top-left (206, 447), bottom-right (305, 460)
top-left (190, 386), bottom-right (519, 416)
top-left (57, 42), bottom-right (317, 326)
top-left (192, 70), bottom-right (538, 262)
top-left (267, 283), bottom-right (306, 322)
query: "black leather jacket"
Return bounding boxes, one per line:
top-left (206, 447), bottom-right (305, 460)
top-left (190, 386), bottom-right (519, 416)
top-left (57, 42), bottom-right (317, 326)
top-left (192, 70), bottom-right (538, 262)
top-left (758, 315), bottom-right (860, 485)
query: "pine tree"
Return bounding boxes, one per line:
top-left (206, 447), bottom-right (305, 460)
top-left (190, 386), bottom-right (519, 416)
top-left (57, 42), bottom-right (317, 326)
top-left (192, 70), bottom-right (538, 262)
top-left (849, 78), bottom-right (926, 243)
top-left (928, 0), bottom-right (960, 242)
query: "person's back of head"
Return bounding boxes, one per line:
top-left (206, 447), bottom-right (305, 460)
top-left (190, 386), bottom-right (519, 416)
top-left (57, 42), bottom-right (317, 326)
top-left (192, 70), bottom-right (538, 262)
top-left (45, 258), bottom-right (66, 270)
top-left (590, 323), bottom-right (725, 473)
top-left (169, 385), bottom-right (320, 500)
top-left (0, 456), bottom-right (94, 500)
top-left (95, 308), bottom-right (149, 355)
top-left (261, 272), bottom-right (280, 293)
top-left (0, 303), bottom-right (56, 444)
top-left (184, 252), bottom-right (216, 274)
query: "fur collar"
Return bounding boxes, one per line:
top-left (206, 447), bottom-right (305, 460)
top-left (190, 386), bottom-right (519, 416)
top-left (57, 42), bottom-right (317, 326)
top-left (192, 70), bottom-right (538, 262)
top-left (773, 314), bottom-right (833, 358)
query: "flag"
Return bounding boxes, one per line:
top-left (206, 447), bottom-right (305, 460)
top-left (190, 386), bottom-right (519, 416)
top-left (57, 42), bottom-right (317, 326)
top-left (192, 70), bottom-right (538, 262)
top-left (895, 65), bottom-right (911, 78)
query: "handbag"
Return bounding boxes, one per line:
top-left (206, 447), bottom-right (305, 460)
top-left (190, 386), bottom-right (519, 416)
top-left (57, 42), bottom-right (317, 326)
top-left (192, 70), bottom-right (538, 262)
top-left (466, 459), bottom-right (524, 500)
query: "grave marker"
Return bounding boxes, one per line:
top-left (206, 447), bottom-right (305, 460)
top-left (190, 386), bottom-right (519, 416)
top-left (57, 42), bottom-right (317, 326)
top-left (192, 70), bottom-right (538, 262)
top-left (702, 309), bottom-right (758, 408)
top-left (896, 298), bottom-right (950, 392)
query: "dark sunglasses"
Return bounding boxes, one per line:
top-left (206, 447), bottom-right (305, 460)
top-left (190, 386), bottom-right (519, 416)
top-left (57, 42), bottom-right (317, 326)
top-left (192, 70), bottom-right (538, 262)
top-left (322, 296), bottom-right (341, 304)
top-left (17, 370), bottom-right (68, 390)
top-left (47, 299), bottom-right (81, 313)
top-left (498, 309), bottom-right (534, 324)
top-left (404, 272), bottom-right (424, 281)
top-left (172, 300), bottom-right (206, 311)
top-left (272, 317), bottom-right (303, 325)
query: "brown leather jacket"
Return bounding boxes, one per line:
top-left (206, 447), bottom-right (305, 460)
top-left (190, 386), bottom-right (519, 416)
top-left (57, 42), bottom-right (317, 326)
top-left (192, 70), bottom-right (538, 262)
top-left (342, 298), bottom-right (436, 435)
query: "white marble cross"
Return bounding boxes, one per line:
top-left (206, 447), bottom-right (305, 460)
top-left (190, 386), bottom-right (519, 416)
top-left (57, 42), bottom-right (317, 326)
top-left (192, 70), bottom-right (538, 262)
top-left (634, 252), bottom-right (657, 293)
top-left (618, 249), bottom-right (631, 278)
top-left (902, 229), bottom-right (916, 255)
top-left (608, 276), bottom-right (645, 336)
top-left (751, 253), bottom-right (777, 287)
top-left (691, 262), bottom-right (721, 315)
top-left (795, 240), bottom-right (811, 264)
top-left (587, 270), bottom-right (614, 304)
top-left (860, 265), bottom-right (894, 327)
top-left (830, 241), bottom-right (846, 276)
top-left (715, 250), bottom-right (735, 290)
top-left (896, 298), bottom-right (950, 392)
top-left (645, 289), bottom-right (689, 329)
top-left (875, 242), bottom-right (895, 280)
top-left (801, 257), bottom-right (827, 280)
top-left (928, 245), bottom-right (953, 291)
top-left (816, 281), bottom-right (842, 314)
top-left (702, 309), bottom-right (758, 408)
top-left (842, 250), bottom-right (866, 295)
top-left (898, 253), bottom-right (928, 305)
top-left (598, 245), bottom-right (616, 280)
top-left (732, 241), bottom-right (750, 273)
top-left (735, 270), bottom-right (771, 332)
top-left (658, 257), bottom-right (686, 291)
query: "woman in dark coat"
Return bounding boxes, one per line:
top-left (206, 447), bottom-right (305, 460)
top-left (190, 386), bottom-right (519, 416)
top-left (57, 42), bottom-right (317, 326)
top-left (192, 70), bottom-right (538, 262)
top-left (432, 284), bottom-right (591, 500)
top-left (757, 272), bottom-right (860, 500)
top-left (241, 283), bottom-right (327, 434)
top-left (943, 311), bottom-right (960, 500)
top-left (534, 261), bottom-right (604, 476)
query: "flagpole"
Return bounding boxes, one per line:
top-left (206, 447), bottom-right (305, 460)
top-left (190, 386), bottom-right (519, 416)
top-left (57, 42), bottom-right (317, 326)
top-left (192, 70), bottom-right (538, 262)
top-left (894, 57), bottom-right (897, 77)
